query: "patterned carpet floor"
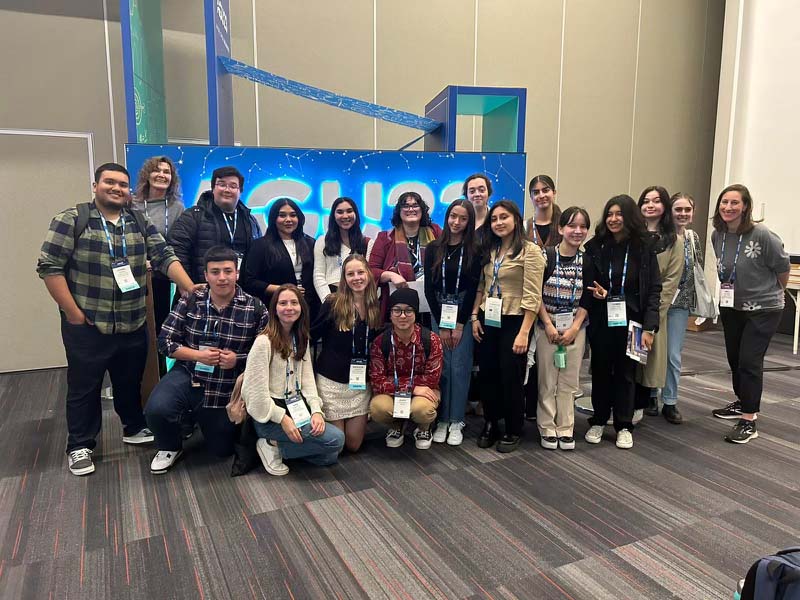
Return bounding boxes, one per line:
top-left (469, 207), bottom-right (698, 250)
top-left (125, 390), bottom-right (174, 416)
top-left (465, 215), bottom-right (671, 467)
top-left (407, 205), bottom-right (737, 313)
top-left (0, 328), bottom-right (798, 599)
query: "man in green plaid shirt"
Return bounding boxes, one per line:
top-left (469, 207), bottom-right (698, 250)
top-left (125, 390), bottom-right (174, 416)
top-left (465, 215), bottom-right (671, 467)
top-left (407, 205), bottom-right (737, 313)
top-left (37, 162), bottom-right (198, 476)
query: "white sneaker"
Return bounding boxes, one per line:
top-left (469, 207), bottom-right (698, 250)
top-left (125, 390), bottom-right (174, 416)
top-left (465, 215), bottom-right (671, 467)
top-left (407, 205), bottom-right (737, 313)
top-left (632, 409), bottom-right (644, 425)
top-left (446, 422), bottom-right (465, 446)
top-left (585, 425), bottom-right (605, 444)
top-left (123, 428), bottom-right (155, 445)
top-left (432, 422), bottom-right (448, 443)
top-left (68, 448), bottom-right (95, 476)
top-left (150, 450), bottom-right (182, 474)
top-left (414, 428), bottom-right (433, 450)
top-left (616, 428), bottom-right (634, 449)
top-left (256, 439), bottom-right (289, 476)
top-left (385, 428), bottom-right (404, 448)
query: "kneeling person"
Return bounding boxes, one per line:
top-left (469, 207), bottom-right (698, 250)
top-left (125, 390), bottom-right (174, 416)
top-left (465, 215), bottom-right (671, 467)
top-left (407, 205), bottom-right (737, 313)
top-left (145, 246), bottom-right (268, 473)
top-left (369, 288), bottom-right (443, 449)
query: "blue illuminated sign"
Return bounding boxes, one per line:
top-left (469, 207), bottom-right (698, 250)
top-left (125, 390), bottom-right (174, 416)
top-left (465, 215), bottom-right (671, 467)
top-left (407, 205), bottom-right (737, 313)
top-left (125, 144), bottom-right (527, 239)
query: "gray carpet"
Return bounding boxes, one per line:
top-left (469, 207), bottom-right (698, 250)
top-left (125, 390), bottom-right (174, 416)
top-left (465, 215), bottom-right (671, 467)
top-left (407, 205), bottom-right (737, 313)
top-left (0, 329), bottom-right (798, 599)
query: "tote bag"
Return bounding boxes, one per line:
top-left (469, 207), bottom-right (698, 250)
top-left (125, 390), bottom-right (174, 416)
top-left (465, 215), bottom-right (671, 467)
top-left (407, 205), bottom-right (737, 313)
top-left (689, 230), bottom-right (718, 320)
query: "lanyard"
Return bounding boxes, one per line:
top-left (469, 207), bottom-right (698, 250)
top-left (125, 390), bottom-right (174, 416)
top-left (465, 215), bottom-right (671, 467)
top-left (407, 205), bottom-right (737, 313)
top-left (608, 244), bottom-right (629, 296)
top-left (351, 318), bottom-right (369, 358)
top-left (390, 332), bottom-right (416, 392)
top-left (442, 244), bottom-right (464, 297)
top-left (408, 236), bottom-right (421, 271)
top-left (143, 199), bottom-right (169, 231)
top-left (99, 212), bottom-right (127, 259)
top-left (285, 336), bottom-right (302, 398)
top-left (489, 247), bottom-right (507, 297)
top-left (718, 232), bottom-right (742, 283)
top-left (203, 296), bottom-right (221, 337)
top-left (223, 210), bottom-right (238, 244)
top-left (555, 250), bottom-right (582, 308)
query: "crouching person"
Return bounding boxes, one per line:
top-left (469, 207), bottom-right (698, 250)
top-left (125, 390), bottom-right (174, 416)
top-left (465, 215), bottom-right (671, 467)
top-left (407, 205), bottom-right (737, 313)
top-left (145, 246), bottom-right (268, 473)
top-left (241, 284), bottom-right (344, 476)
top-left (369, 288), bottom-right (443, 449)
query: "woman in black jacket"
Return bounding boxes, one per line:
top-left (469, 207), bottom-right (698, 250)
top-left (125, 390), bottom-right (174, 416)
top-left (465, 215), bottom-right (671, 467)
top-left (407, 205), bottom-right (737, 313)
top-left (581, 195), bottom-right (661, 450)
top-left (242, 198), bottom-right (320, 321)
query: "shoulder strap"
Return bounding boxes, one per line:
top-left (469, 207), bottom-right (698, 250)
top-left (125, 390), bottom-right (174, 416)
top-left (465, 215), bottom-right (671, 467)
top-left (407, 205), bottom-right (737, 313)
top-left (73, 202), bottom-right (92, 244)
top-left (128, 207), bottom-right (148, 238)
top-left (543, 247), bottom-right (558, 282)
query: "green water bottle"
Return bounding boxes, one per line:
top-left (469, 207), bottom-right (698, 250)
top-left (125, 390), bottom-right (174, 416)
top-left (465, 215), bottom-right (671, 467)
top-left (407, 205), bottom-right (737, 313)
top-left (554, 344), bottom-right (567, 369)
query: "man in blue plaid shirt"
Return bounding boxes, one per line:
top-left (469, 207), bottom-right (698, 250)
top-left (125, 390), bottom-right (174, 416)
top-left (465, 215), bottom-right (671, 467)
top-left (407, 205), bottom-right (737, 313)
top-left (37, 163), bottom-right (198, 476)
top-left (144, 245), bottom-right (268, 473)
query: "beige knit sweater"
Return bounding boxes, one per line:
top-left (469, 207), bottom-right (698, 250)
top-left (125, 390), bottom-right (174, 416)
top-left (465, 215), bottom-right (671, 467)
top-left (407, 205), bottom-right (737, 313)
top-left (242, 335), bottom-right (323, 424)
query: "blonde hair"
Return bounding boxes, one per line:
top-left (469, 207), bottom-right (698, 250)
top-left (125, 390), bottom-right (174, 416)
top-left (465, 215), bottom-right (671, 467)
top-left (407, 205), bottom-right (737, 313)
top-left (331, 255), bottom-right (382, 330)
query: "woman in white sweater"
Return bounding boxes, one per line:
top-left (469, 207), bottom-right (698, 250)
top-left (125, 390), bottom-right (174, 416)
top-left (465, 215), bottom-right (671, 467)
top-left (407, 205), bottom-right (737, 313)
top-left (313, 197), bottom-right (374, 303)
top-left (242, 284), bottom-right (344, 475)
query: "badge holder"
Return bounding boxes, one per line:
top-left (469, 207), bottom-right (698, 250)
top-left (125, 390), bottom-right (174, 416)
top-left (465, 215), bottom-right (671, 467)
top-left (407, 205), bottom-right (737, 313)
top-left (393, 391), bottom-right (412, 419)
top-left (349, 359), bottom-right (368, 390)
top-left (112, 259), bottom-right (140, 293)
top-left (607, 295), bottom-right (627, 327)
top-left (195, 335), bottom-right (219, 374)
top-left (720, 284), bottom-right (734, 308)
top-left (286, 393), bottom-right (311, 428)
top-left (485, 296), bottom-right (503, 328)
top-left (553, 310), bottom-right (574, 332)
top-left (439, 297), bottom-right (459, 330)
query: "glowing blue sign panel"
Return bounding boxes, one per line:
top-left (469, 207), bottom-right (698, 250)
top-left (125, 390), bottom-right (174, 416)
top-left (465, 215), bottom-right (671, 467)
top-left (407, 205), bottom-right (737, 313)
top-left (125, 144), bottom-right (526, 239)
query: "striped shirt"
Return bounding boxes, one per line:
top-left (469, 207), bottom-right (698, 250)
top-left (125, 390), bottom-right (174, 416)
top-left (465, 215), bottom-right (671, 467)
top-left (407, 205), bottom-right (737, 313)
top-left (37, 202), bottom-right (178, 334)
top-left (541, 252), bottom-right (584, 318)
top-left (158, 286), bottom-right (269, 408)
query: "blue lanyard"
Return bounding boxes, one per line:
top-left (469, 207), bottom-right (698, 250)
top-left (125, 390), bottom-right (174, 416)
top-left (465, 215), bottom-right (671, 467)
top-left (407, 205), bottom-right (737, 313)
top-left (390, 332), bottom-right (416, 392)
top-left (285, 336), bottom-right (302, 398)
top-left (608, 244), bottom-right (629, 296)
top-left (99, 212), bottom-right (127, 259)
top-left (351, 318), bottom-right (369, 358)
top-left (718, 232), bottom-right (742, 283)
top-left (442, 244), bottom-right (464, 298)
top-left (489, 247), bottom-right (508, 298)
top-left (143, 199), bottom-right (169, 231)
top-left (223, 210), bottom-right (238, 244)
top-left (555, 250), bottom-right (582, 308)
top-left (203, 296), bottom-right (221, 337)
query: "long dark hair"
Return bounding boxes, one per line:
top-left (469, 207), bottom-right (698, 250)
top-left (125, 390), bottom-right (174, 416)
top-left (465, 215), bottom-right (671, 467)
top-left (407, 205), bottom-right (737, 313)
top-left (638, 185), bottom-right (677, 248)
top-left (429, 200), bottom-right (477, 281)
top-left (485, 200), bottom-right (526, 259)
top-left (391, 191), bottom-right (433, 228)
top-left (594, 195), bottom-right (647, 245)
top-left (711, 183), bottom-right (758, 234)
top-left (261, 284), bottom-right (310, 361)
top-left (266, 198), bottom-right (312, 264)
top-left (323, 197), bottom-right (368, 256)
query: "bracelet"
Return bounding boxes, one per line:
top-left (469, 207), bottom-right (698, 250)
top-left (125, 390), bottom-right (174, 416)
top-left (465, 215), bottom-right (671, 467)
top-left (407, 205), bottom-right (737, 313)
top-left (470, 314), bottom-right (479, 322)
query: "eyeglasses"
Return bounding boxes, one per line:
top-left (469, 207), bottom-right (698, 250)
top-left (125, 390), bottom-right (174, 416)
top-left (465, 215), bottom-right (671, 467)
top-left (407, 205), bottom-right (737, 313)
top-left (401, 203), bottom-right (420, 211)
top-left (215, 181), bottom-right (240, 190)
top-left (390, 307), bottom-right (415, 317)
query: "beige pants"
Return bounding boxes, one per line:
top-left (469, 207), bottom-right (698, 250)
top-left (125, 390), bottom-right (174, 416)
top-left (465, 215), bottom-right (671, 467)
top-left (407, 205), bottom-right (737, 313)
top-left (536, 327), bottom-right (586, 437)
top-left (369, 393), bottom-right (439, 430)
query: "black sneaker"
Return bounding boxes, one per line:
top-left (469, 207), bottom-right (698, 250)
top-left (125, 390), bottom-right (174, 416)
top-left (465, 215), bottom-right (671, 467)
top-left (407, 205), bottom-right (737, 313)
top-left (540, 436), bottom-right (558, 450)
top-left (725, 419), bottom-right (758, 444)
top-left (68, 448), bottom-right (95, 476)
top-left (662, 404), bottom-right (683, 424)
top-left (712, 401), bottom-right (743, 420)
top-left (644, 397), bottom-right (659, 417)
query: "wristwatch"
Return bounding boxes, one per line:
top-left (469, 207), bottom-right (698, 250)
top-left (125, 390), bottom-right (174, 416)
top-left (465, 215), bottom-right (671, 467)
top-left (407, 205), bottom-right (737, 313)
top-left (470, 314), bottom-right (479, 322)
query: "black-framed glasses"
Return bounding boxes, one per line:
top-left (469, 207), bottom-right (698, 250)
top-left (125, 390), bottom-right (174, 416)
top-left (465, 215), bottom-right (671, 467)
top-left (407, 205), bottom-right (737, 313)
top-left (390, 307), bottom-right (415, 316)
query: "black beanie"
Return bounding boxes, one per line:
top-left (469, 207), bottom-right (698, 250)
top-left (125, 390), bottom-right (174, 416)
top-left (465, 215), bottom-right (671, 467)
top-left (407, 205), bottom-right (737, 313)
top-left (388, 287), bottom-right (419, 314)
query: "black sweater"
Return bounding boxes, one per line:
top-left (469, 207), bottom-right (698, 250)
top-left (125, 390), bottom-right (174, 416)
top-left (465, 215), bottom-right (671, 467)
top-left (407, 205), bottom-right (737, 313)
top-left (423, 241), bottom-right (482, 326)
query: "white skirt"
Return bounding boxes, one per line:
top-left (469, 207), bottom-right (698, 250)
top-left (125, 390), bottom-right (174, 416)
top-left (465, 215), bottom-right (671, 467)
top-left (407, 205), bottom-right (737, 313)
top-left (316, 374), bottom-right (371, 421)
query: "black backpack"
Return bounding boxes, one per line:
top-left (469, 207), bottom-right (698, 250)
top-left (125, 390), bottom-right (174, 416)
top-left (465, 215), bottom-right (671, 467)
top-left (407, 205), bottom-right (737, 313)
top-left (740, 547), bottom-right (800, 600)
top-left (73, 202), bottom-right (148, 244)
top-left (379, 325), bottom-right (432, 361)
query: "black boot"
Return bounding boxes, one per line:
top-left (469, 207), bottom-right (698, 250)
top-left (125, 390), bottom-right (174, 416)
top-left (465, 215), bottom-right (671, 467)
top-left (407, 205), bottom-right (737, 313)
top-left (644, 396), bottom-right (659, 417)
top-left (477, 421), bottom-right (500, 448)
top-left (661, 404), bottom-right (683, 424)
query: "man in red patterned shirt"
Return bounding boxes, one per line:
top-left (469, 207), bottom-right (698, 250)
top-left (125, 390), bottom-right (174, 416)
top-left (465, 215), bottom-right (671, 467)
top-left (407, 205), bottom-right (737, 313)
top-left (369, 288), bottom-right (443, 449)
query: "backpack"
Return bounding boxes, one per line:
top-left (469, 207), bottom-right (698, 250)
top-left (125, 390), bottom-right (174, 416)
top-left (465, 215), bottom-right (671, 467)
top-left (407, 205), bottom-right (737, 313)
top-left (740, 547), bottom-right (800, 600)
top-left (73, 202), bottom-right (148, 244)
top-left (379, 324), bottom-right (432, 361)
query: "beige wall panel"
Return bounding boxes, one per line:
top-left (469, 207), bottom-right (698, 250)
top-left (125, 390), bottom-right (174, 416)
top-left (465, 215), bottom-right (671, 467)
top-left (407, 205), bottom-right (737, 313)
top-left (557, 0), bottom-right (639, 219)
top-left (376, 0), bottom-right (474, 151)
top-left (0, 10), bottom-right (113, 160)
top-left (256, 0), bottom-right (374, 150)
top-left (476, 0), bottom-right (562, 208)
top-left (231, 0), bottom-right (257, 146)
top-left (629, 0), bottom-right (708, 199)
top-left (163, 30), bottom-right (209, 141)
top-left (0, 135), bottom-right (93, 372)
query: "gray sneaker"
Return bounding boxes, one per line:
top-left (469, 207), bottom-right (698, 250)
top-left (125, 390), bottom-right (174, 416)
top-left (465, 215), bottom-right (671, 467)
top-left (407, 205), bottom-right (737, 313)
top-left (123, 428), bottom-right (155, 445)
top-left (68, 448), bottom-right (95, 476)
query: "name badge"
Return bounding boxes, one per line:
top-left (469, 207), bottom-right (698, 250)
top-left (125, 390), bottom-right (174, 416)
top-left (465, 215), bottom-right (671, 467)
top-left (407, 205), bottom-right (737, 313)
top-left (607, 295), bottom-right (627, 327)
top-left (553, 311), bottom-right (574, 332)
top-left (194, 336), bottom-right (218, 373)
top-left (440, 302), bottom-right (459, 330)
top-left (720, 283), bottom-right (735, 308)
top-left (485, 296), bottom-right (503, 328)
top-left (348, 359), bottom-right (367, 390)
top-left (111, 259), bottom-right (140, 293)
top-left (393, 391), bottom-right (411, 419)
top-left (286, 393), bottom-right (311, 428)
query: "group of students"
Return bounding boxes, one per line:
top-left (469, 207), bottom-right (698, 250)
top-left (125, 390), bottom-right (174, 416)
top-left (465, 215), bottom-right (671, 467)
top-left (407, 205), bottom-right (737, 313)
top-left (37, 158), bottom-right (791, 478)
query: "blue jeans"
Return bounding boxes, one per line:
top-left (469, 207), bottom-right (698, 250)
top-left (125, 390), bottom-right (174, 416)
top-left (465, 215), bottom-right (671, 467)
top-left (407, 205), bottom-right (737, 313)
top-left (144, 366), bottom-right (237, 457)
top-left (253, 420), bottom-right (344, 466)
top-left (432, 318), bottom-right (474, 423)
top-left (662, 307), bottom-right (690, 406)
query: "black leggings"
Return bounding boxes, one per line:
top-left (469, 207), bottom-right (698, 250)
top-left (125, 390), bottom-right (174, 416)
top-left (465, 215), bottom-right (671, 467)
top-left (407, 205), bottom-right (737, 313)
top-left (588, 324), bottom-right (636, 431)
